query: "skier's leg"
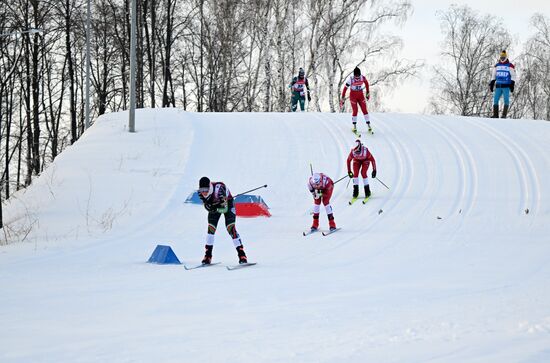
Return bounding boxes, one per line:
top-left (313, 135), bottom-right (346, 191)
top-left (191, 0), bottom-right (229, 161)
top-left (311, 199), bottom-right (321, 230)
top-left (360, 162), bottom-right (371, 197)
top-left (322, 189), bottom-right (336, 229)
top-left (203, 212), bottom-right (222, 263)
top-left (291, 94), bottom-right (298, 112)
top-left (352, 162), bottom-right (360, 197)
top-left (492, 89), bottom-right (501, 118)
top-left (502, 89), bottom-right (510, 118)
top-left (351, 95), bottom-right (359, 129)
top-left (223, 202), bottom-right (247, 263)
top-left (299, 97), bottom-right (305, 111)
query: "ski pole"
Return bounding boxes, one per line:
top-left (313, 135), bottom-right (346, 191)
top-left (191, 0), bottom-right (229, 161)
top-left (339, 97), bottom-right (346, 113)
top-left (374, 177), bottom-right (390, 190)
top-left (333, 174), bottom-right (349, 184)
top-left (234, 184), bottom-right (268, 197)
top-left (310, 163), bottom-right (313, 176)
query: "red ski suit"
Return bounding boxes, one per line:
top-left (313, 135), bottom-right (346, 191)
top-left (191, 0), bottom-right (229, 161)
top-left (347, 145), bottom-right (376, 179)
top-left (341, 75), bottom-right (370, 117)
top-left (308, 173), bottom-right (334, 206)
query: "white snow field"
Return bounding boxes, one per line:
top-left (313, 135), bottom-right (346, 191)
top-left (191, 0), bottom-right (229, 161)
top-left (1, 109), bottom-right (550, 363)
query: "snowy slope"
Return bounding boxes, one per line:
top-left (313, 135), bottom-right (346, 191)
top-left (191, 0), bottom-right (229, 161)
top-left (1, 109), bottom-right (550, 363)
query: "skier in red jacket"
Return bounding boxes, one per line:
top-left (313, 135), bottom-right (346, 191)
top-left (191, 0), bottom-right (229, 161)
top-left (340, 67), bottom-right (372, 135)
top-left (307, 173), bottom-right (337, 232)
top-left (346, 140), bottom-right (377, 200)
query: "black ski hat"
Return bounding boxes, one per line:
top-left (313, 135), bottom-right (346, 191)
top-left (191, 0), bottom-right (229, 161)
top-left (199, 176), bottom-right (210, 189)
top-left (298, 67), bottom-right (305, 77)
top-left (353, 67), bottom-right (361, 76)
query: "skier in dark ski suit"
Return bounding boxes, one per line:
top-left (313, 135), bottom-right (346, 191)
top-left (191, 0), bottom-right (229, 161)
top-left (289, 67), bottom-right (311, 112)
top-left (198, 176), bottom-right (248, 264)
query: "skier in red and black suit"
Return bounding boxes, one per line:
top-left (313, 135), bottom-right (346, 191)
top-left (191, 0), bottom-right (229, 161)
top-left (340, 67), bottom-right (372, 134)
top-left (307, 173), bottom-right (337, 232)
top-left (197, 176), bottom-right (247, 264)
top-left (346, 140), bottom-right (377, 199)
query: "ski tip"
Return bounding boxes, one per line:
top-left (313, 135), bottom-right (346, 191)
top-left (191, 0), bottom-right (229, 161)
top-left (226, 262), bottom-right (257, 270)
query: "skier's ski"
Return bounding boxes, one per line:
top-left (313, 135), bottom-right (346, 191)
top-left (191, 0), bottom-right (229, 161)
top-left (362, 197), bottom-right (370, 204)
top-left (303, 228), bottom-right (319, 236)
top-left (184, 262), bottom-right (221, 270)
top-left (349, 197), bottom-right (359, 205)
top-left (226, 262), bottom-right (257, 271)
top-left (352, 128), bottom-right (361, 138)
top-left (367, 126), bottom-right (374, 135)
top-left (322, 228), bottom-right (341, 236)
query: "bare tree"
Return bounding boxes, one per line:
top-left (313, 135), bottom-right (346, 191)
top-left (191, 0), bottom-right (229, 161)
top-left (512, 14), bottom-right (550, 121)
top-left (430, 5), bottom-right (511, 116)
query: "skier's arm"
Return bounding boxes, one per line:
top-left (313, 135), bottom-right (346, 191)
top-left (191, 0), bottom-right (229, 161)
top-left (289, 77), bottom-right (296, 89)
top-left (368, 152), bottom-right (377, 178)
top-left (341, 84), bottom-right (348, 99)
top-left (489, 66), bottom-right (497, 92)
top-left (346, 152), bottom-right (353, 175)
top-left (364, 77), bottom-right (370, 100)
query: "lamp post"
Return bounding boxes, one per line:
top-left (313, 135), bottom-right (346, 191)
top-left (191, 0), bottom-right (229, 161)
top-left (128, 0), bottom-right (136, 132)
top-left (85, 0), bottom-right (91, 130)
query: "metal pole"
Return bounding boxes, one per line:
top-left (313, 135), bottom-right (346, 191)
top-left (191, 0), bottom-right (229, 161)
top-left (85, 0), bottom-right (91, 130)
top-left (129, 0), bottom-right (137, 132)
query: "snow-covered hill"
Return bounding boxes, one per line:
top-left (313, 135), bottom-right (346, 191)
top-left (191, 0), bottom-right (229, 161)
top-left (1, 109), bottom-right (549, 363)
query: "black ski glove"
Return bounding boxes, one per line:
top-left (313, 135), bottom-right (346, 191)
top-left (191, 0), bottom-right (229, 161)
top-left (489, 80), bottom-right (495, 93)
top-left (348, 171), bottom-right (353, 178)
top-left (371, 170), bottom-right (377, 179)
top-left (510, 80), bottom-right (515, 93)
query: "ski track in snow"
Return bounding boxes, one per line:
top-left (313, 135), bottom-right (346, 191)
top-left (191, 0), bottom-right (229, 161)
top-left (464, 117), bottom-right (541, 217)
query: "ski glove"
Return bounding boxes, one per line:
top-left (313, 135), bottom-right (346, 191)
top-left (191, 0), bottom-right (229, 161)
top-left (510, 80), bottom-right (515, 93)
top-left (313, 190), bottom-right (323, 199)
top-left (348, 171), bottom-right (353, 178)
top-left (371, 170), bottom-right (377, 179)
top-left (366, 92), bottom-right (370, 101)
top-left (339, 99), bottom-right (345, 109)
top-left (489, 80), bottom-right (495, 93)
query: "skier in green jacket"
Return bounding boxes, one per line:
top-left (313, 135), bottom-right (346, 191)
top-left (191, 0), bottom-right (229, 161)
top-left (289, 67), bottom-right (311, 112)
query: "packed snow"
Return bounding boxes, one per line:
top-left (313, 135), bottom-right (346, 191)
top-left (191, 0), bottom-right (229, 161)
top-left (1, 109), bottom-right (550, 362)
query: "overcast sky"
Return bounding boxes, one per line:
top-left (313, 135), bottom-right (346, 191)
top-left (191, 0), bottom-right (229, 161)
top-left (384, 0), bottom-right (550, 113)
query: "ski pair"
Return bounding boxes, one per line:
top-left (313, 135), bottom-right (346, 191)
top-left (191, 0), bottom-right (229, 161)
top-left (351, 126), bottom-right (374, 137)
top-left (349, 196), bottom-right (370, 205)
top-left (184, 262), bottom-right (257, 270)
top-left (303, 227), bottom-right (341, 236)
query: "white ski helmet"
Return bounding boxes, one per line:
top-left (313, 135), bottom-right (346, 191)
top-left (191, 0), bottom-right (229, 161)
top-left (312, 173), bottom-right (322, 186)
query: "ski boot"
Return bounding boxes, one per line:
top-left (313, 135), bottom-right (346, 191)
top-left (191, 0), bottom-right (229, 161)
top-left (328, 213), bottom-right (337, 231)
top-left (491, 105), bottom-right (499, 118)
top-left (236, 245), bottom-right (248, 264)
top-left (364, 185), bottom-right (371, 198)
top-left (502, 105), bottom-right (509, 119)
top-left (367, 121), bottom-right (373, 134)
top-left (202, 244), bottom-right (213, 264)
top-left (353, 185), bottom-right (359, 198)
top-left (311, 213), bottom-right (320, 231)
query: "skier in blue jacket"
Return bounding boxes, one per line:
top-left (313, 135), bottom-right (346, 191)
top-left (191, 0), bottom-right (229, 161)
top-left (489, 50), bottom-right (516, 119)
